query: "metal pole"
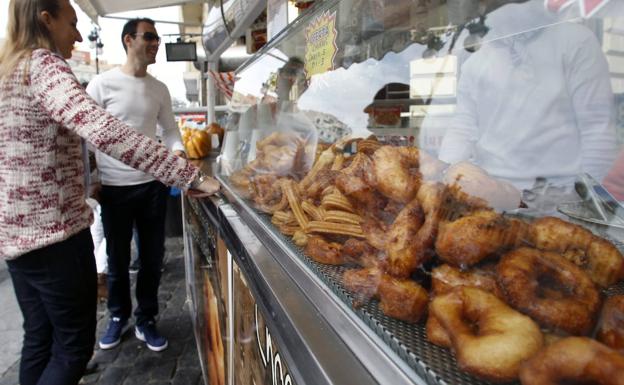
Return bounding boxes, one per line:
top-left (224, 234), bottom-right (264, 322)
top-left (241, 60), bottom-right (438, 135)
top-left (95, 48), bottom-right (99, 74)
top-left (206, 61), bottom-right (217, 123)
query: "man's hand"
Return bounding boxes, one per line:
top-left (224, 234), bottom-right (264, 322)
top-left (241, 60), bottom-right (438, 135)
top-left (187, 176), bottom-right (221, 198)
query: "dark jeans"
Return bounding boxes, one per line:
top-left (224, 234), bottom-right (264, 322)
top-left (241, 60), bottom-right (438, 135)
top-left (100, 181), bottom-right (168, 326)
top-left (7, 229), bottom-right (96, 385)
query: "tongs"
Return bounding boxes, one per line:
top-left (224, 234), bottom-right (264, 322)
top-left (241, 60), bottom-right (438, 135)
top-left (574, 173), bottom-right (624, 226)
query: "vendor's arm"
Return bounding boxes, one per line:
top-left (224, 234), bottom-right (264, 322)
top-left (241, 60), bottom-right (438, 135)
top-left (438, 67), bottom-right (478, 164)
top-left (567, 31), bottom-right (618, 182)
top-left (443, 161), bottom-right (522, 211)
top-left (603, 148), bottom-right (624, 201)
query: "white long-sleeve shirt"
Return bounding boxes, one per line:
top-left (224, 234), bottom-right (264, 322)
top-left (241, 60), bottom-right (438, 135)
top-left (439, 9), bottom-right (617, 190)
top-left (87, 67), bottom-right (185, 186)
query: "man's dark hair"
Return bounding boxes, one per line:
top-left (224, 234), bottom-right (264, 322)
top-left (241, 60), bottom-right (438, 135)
top-left (121, 18), bottom-right (156, 52)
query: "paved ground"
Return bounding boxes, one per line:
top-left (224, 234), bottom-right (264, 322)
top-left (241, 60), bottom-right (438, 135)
top-left (0, 237), bottom-right (203, 385)
top-left (0, 262), bottom-right (22, 383)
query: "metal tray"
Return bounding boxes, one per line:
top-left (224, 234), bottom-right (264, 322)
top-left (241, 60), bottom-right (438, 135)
top-left (219, 177), bottom-right (624, 385)
top-left (558, 201), bottom-right (624, 229)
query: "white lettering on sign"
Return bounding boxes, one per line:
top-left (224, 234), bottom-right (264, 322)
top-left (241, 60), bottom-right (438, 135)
top-left (255, 305), bottom-right (294, 385)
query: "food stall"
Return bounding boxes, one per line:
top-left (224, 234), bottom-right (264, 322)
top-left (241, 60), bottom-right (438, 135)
top-left (183, 0), bottom-right (624, 384)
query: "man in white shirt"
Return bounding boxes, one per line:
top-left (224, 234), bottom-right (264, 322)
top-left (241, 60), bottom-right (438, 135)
top-left (438, 0), bottom-right (617, 194)
top-left (87, 18), bottom-right (184, 352)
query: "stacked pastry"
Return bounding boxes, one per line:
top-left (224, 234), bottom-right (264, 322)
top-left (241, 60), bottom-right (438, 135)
top-left (229, 136), bottom-right (624, 384)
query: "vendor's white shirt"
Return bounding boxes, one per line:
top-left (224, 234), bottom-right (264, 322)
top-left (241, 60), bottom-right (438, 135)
top-left (86, 67), bottom-right (184, 186)
top-left (439, 6), bottom-right (617, 191)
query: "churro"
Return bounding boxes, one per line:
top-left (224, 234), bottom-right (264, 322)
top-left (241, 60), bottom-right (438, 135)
top-left (301, 201), bottom-right (326, 221)
top-left (331, 153), bottom-right (346, 171)
top-left (284, 180), bottom-right (309, 228)
top-left (323, 210), bottom-right (362, 225)
top-left (306, 221), bottom-right (365, 238)
top-left (299, 147), bottom-right (335, 190)
top-left (272, 210), bottom-right (295, 225)
top-left (321, 186), bottom-right (335, 197)
top-left (321, 193), bottom-right (354, 213)
top-left (357, 139), bottom-right (382, 155)
top-left (277, 224), bottom-right (301, 236)
top-left (292, 230), bottom-right (309, 247)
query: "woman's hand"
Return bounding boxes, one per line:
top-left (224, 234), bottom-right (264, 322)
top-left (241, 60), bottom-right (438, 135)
top-left (187, 176), bottom-right (221, 198)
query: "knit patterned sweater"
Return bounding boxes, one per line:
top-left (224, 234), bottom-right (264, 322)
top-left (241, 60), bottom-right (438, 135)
top-left (0, 49), bottom-right (199, 260)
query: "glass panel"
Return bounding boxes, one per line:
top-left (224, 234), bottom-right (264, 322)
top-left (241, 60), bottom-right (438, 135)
top-left (222, 1), bottom-right (624, 383)
top-left (229, 0), bottom-right (624, 217)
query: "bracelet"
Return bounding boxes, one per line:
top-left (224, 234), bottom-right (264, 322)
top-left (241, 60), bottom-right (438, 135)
top-left (189, 171), bottom-right (208, 190)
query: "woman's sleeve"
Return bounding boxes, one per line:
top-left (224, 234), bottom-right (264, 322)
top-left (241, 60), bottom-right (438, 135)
top-left (29, 50), bottom-right (198, 189)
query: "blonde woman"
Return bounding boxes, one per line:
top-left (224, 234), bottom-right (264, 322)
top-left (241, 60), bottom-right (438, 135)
top-left (0, 1), bottom-right (219, 384)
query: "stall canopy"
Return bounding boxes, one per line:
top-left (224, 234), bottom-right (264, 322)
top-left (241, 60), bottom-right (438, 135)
top-left (74, 0), bottom-right (203, 23)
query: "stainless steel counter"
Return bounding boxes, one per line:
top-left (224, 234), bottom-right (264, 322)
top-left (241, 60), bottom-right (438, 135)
top-left (182, 171), bottom-right (428, 385)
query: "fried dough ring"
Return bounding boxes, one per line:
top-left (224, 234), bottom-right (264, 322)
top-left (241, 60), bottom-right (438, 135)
top-left (377, 274), bottom-right (428, 323)
top-left (384, 183), bottom-right (446, 277)
top-left (335, 153), bottom-right (385, 213)
top-left (597, 295), bottom-right (624, 353)
top-left (372, 146), bottom-right (421, 203)
top-left (385, 196), bottom-right (425, 277)
top-left (430, 287), bottom-right (543, 382)
top-left (342, 267), bottom-right (428, 323)
top-left (427, 264), bottom-right (505, 348)
top-left (360, 215), bottom-right (388, 251)
top-left (304, 236), bottom-right (345, 265)
top-left (497, 247), bottom-right (601, 335)
top-left (519, 337), bottom-right (624, 385)
top-left (426, 313), bottom-right (452, 348)
top-left (530, 216), bottom-right (624, 287)
top-left (431, 264), bottom-right (504, 299)
top-left (260, 179), bottom-right (290, 213)
top-left (343, 267), bottom-right (382, 305)
top-left (341, 238), bottom-right (385, 269)
top-left (436, 210), bottom-right (528, 267)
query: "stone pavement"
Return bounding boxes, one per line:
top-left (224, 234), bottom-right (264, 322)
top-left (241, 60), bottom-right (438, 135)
top-left (0, 237), bottom-right (204, 385)
top-left (0, 263), bottom-right (22, 383)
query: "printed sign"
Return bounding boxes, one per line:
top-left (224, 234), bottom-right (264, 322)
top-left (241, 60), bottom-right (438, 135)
top-left (304, 10), bottom-right (338, 78)
top-left (232, 260), bottom-right (296, 385)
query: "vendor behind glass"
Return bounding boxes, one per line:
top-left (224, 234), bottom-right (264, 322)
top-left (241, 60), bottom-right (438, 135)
top-left (438, 0), bottom-right (617, 196)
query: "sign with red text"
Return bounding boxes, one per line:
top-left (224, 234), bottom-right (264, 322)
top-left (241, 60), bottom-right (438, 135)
top-left (304, 10), bottom-right (338, 78)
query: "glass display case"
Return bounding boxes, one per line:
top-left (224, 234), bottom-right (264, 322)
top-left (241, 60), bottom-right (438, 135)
top-left (185, 1), bottom-right (624, 384)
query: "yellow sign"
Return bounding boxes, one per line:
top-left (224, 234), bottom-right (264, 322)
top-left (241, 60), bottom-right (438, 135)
top-left (304, 10), bottom-right (338, 78)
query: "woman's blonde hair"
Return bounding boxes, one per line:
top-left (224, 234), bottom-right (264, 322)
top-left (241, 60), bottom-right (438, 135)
top-left (0, 0), bottom-right (60, 80)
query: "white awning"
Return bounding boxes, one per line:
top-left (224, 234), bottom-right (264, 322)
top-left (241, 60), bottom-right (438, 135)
top-left (74, 0), bottom-right (201, 23)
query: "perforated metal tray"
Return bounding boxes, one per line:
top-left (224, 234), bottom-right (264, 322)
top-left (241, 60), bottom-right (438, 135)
top-left (217, 178), bottom-right (624, 385)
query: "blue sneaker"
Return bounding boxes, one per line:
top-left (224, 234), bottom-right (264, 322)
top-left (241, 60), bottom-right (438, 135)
top-left (99, 317), bottom-right (127, 349)
top-left (135, 321), bottom-right (168, 352)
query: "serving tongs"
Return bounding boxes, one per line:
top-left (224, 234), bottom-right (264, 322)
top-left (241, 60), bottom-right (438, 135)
top-left (574, 173), bottom-right (624, 227)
